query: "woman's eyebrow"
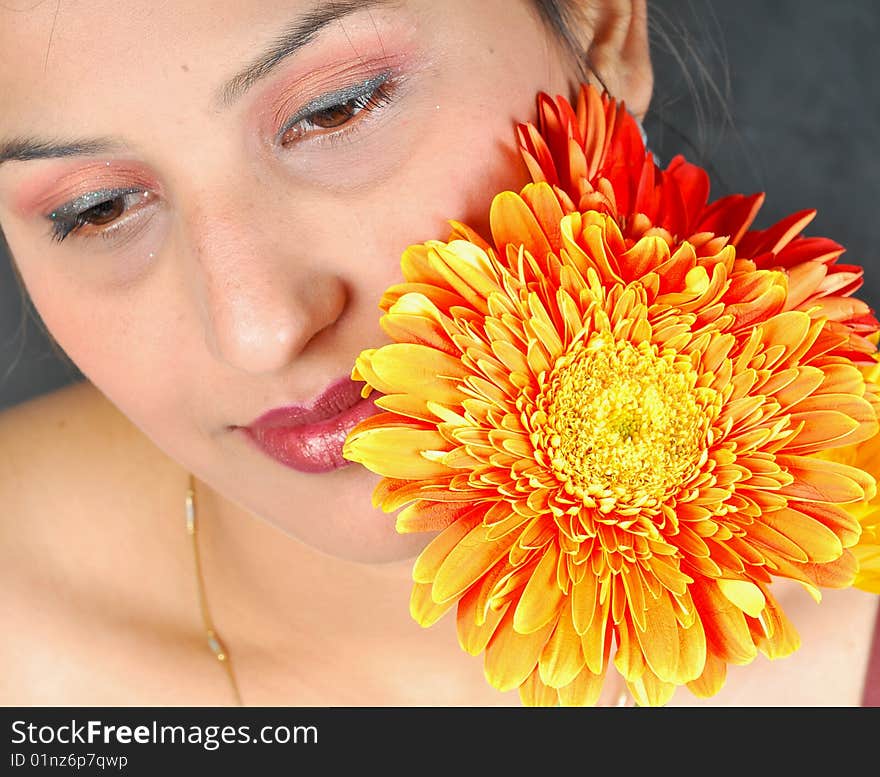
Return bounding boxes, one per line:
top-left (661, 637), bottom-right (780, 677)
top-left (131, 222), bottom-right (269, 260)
top-left (0, 0), bottom-right (400, 167)
top-left (216, 0), bottom-right (399, 109)
top-left (0, 138), bottom-right (122, 167)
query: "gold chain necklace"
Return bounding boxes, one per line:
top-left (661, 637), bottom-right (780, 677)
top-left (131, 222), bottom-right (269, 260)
top-left (185, 474), bottom-right (244, 706)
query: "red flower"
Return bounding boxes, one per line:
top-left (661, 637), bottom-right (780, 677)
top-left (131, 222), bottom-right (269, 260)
top-left (516, 84), bottom-right (878, 364)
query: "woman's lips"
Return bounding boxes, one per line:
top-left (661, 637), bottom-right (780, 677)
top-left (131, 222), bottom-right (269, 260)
top-left (239, 377), bottom-right (380, 473)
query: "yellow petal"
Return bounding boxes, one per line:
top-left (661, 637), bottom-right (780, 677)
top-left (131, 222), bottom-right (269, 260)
top-left (484, 608), bottom-right (558, 693)
top-left (432, 522), bottom-right (519, 604)
top-left (513, 542), bottom-right (566, 634)
top-left (717, 578), bottom-right (766, 618)
top-left (344, 427), bottom-right (452, 479)
top-left (538, 602), bottom-right (584, 688)
top-left (518, 666), bottom-right (560, 707)
top-left (369, 343), bottom-right (469, 404)
top-left (557, 664), bottom-right (606, 707)
top-left (626, 665), bottom-right (677, 707)
top-left (411, 506), bottom-right (485, 584)
top-left (409, 581), bottom-right (456, 627)
top-left (632, 588), bottom-right (681, 683)
top-left (571, 569), bottom-right (599, 635)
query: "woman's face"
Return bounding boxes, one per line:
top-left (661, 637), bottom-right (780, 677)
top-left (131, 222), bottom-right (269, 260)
top-left (0, 0), bottom-right (583, 562)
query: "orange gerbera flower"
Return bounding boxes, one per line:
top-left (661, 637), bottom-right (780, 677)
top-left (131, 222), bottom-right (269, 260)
top-left (343, 86), bottom-right (880, 707)
top-left (517, 84), bottom-right (879, 365)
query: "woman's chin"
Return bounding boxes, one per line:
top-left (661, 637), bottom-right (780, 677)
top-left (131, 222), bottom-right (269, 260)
top-left (283, 512), bottom-right (435, 564)
top-left (268, 465), bottom-right (437, 565)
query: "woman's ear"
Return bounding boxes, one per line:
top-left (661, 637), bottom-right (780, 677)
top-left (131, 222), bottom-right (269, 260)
top-left (584, 0), bottom-right (653, 120)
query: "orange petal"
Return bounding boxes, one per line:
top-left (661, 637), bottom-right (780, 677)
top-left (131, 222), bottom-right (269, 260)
top-left (797, 548), bottom-right (859, 590)
top-left (456, 586), bottom-right (510, 656)
top-left (691, 579), bottom-right (758, 665)
top-left (581, 596), bottom-right (612, 674)
top-left (489, 190), bottom-right (553, 268)
top-left (374, 393), bottom-right (436, 424)
top-left (776, 454), bottom-right (870, 504)
top-left (752, 592), bottom-right (800, 659)
top-left (571, 565), bottom-right (599, 635)
top-left (675, 614), bottom-right (708, 683)
top-left (395, 500), bottom-right (474, 534)
top-left (784, 410), bottom-right (861, 451)
top-left (613, 612), bottom-right (647, 682)
top-left (520, 181), bottom-right (567, 253)
top-left (431, 241), bottom-right (502, 308)
top-left (686, 651), bottom-right (728, 698)
top-left (759, 507), bottom-right (843, 563)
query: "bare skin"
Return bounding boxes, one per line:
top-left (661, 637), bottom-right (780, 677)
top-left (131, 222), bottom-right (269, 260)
top-left (0, 0), bottom-right (875, 706)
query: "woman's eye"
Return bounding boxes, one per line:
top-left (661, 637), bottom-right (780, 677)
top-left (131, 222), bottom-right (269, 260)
top-left (278, 72), bottom-right (398, 147)
top-left (47, 188), bottom-right (152, 243)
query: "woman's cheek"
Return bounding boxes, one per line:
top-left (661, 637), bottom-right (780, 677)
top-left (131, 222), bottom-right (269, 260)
top-left (12, 241), bottom-right (190, 431)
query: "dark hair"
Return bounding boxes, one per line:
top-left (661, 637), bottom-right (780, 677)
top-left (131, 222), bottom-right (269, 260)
top-left (530, 0), bottom-right (597, 83)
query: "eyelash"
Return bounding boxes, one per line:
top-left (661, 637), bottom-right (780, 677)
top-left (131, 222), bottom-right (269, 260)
top-left (276, 74), bottom-right (398, 148)
top-left (46, 75), bottom-right (400, 244)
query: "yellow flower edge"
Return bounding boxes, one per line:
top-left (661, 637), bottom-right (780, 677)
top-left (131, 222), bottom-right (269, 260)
top-left (817, 341), bottom-right (880, 594)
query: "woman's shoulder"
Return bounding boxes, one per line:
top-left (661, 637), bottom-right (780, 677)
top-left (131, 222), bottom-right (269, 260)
top-left (0, 382), bottom-right (119, 554)
top-left (0, 380), bottom-right (180, 516)
top-left (0, 381), bottom-right (205, 704)
top-left (0, 380), bottom-right (138, 480)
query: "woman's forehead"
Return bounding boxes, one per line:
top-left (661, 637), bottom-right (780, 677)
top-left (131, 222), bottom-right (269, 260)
top-left (0, 0), bottom-right (424, 102)
top-left (0, 0), bottom-right (418, 132)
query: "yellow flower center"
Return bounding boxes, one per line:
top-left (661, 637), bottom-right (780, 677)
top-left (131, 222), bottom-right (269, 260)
top-left (542, 336), bottom-right (708, 509)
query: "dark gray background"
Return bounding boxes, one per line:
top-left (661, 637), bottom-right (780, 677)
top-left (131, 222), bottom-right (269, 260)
top-left (1, 0), bottom-right (878, 410)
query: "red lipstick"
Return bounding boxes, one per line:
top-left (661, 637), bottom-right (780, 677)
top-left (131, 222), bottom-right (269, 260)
top-left (241, 377), bottom-right (379, 473)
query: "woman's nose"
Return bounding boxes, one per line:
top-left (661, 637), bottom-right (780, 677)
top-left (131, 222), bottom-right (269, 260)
top-left (183, 203), bottom-right (348, 375)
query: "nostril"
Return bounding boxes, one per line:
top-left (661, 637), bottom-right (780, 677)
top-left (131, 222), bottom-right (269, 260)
top-left (203, 273), bottom-right (348, 375)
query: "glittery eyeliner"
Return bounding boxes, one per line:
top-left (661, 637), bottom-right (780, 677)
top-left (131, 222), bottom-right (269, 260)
top-left (47, 187), bottom-right (142, 242)
top-left (276, 71), bottom-right (391, 143)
